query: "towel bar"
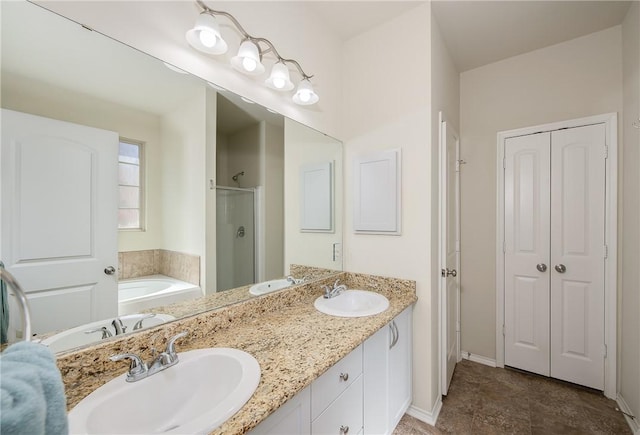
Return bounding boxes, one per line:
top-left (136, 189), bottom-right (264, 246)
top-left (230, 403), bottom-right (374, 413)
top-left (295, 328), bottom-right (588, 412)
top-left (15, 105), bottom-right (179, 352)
top-left (0, 269), bottom-right (32, 342)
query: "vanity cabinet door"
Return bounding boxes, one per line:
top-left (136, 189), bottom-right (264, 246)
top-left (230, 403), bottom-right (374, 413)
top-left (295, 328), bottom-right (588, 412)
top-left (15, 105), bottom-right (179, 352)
top-left (363, 305), bottom-right (413, 434)
top-left (388, 306), bottom-right (412, 429)
top-left (249, 387), bottom-right (311, 435)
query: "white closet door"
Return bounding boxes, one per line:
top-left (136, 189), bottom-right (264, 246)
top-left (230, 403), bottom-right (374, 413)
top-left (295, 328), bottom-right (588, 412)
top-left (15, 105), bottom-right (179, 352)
top-left (550, 124), bottom-right (606, 390)
top-left (504, 132), bottom-right (551, 376)
top-left (1, 109), bottom-right (119, 335)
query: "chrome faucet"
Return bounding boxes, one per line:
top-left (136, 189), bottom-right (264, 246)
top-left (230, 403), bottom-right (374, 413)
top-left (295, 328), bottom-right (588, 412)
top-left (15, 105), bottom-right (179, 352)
top-left (110, 331), bottom-right (188, 382)
top-left (133, 313), bottom-right (156, 330)
top-left (84, 326), bottom-right (113, 339)
top-left (322, 279), bottom-right (347, 299)
top-left (111, 317), bottom-right (127, 335)
top-left (286, 275), bottom-right (308, 285)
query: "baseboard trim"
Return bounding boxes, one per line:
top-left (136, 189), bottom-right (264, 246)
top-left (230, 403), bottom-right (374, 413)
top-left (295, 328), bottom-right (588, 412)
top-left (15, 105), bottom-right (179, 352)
top-left (461, 350), bottom-right (497, 368)
top-left (407, 397), bottom-right (442, 427)
top-left (617, 394), bottom-right (640, 434)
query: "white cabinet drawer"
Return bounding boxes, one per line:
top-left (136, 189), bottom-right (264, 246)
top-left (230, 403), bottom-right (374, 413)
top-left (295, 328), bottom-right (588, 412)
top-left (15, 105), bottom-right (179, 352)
top-left (311, 344), bottom-right (362, 419)
top-left (312, 375), bottom-right (363, 435)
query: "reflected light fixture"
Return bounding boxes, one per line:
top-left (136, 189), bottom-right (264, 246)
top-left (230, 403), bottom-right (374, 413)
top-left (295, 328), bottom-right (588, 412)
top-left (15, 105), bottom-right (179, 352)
top-left (186, 0), bottom-right (318, 106)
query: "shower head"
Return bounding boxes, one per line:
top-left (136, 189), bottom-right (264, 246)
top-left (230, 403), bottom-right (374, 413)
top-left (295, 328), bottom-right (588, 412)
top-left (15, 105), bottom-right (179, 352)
top-left (232, 171), bottom-right (245, 182)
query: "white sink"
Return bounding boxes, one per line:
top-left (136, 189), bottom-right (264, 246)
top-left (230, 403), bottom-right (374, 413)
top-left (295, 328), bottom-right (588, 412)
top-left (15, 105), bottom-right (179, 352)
top-left (249, 278), bottom-right (292, 296)
top-left (69, 348), bottom-right (261, 434)
top-left (314, 290), bottom-right (390, 317)
top-left (41, 313), bottom-right (175, 353)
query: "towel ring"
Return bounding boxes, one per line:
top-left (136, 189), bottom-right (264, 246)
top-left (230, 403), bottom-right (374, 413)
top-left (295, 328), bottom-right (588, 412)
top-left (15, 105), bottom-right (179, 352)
top-left (0, 269), bottom-right (32, 342)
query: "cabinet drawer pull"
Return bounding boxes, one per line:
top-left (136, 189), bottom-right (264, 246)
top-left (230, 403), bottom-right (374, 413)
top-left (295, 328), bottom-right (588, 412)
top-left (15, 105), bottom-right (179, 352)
top-left (340, 425), bottom-right (349, 434)
top-left (339, 372), bottom-right (349, 381)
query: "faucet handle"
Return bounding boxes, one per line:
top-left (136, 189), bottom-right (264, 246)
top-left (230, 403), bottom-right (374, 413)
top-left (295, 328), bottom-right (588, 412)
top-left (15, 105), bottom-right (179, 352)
top-left (333, 279), bottom-right (341, 289)
top-left (84, 326), bottom-right (113, 339)
top-left (110, 353), bottom-right (148, 380)
top-left (165, 331), bottom-right (188, 357)
top-left (133, 313), bottom-right (156, 330)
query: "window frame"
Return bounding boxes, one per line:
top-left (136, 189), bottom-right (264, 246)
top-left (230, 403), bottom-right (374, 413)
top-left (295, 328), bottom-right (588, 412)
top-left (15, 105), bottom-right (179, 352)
top-left (118, 137), bottom-right (146, 232)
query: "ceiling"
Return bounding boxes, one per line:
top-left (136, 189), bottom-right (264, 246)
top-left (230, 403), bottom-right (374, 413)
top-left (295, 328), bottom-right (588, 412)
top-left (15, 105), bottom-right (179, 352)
top-left (303, 1), bottom-right (631, 72)
top-left (431, 1), bottom-right (632, 72)
top-left (305, 1), bottom-right (423, 41)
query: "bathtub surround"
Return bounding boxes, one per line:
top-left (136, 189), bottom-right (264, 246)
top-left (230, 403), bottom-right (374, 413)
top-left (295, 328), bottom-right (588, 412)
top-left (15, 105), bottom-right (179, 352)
top-left (118, 249), bottom-right (200, 285)
top-left (55, 271), bottom-right (416, 434)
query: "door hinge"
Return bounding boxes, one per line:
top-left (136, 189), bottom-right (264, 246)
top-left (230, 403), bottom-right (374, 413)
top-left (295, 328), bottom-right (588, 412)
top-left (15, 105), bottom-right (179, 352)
top-left (456, 321), bottom-right (461, 333)
top-left (503, 157), bottom-right (506, 169)
top-left (503, 241), bottom-right (506, 253)
top-left (604, 244), bottom-right (609, 259)
top-left (502, 324), bottom-right (506, 336)
top-left (603, 344), bottom-right (608, 358)
top-left (604, 146), bottom-right (608, 159)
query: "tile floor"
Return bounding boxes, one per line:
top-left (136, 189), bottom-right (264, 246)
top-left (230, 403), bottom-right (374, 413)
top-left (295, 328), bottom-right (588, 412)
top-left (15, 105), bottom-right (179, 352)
top-left (393, 359), bottom-right (632, 434)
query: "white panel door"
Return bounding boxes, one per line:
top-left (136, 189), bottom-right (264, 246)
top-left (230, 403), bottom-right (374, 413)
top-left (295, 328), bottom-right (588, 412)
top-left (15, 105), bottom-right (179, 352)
top-left (504, 132), bottom-right (551, 376)
top-left (1, 109), bottom-right (118, 336)
top-left (440, 118), bottom-right (461, 395)
top-left (550, 124), bottom-right (606, 390)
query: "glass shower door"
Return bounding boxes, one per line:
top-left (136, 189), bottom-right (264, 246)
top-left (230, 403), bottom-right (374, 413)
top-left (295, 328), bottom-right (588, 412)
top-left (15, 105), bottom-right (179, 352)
top-left (216, 187), bottom-right (255, 292)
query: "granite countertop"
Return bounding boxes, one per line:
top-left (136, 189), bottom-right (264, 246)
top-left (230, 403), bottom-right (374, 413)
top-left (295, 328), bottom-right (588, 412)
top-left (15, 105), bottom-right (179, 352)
top-left (57, 271), bottom-right (417, 434)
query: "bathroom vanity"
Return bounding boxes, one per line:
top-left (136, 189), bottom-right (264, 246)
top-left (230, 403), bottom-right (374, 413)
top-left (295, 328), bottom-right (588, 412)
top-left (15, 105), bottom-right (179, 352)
top-left (250, 306), bottom-right (412, 435)
top-left (56, 272), bottom-right (416, 435)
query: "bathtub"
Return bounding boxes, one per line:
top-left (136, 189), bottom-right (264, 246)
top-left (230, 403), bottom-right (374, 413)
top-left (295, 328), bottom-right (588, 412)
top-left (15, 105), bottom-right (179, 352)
top-left (118, 275), bottom-right (202, 315)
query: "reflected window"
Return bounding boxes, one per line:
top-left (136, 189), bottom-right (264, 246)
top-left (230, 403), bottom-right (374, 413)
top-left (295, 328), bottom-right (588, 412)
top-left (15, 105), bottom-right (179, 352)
top-left (118, 139), bottom-right (144, 230)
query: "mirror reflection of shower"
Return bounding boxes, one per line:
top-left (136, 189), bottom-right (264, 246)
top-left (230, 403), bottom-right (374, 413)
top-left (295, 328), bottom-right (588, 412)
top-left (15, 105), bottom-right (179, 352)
top-left (216, 186), bottom-right (256, 292)
top-left (232, 171), bottom-right (245, 187)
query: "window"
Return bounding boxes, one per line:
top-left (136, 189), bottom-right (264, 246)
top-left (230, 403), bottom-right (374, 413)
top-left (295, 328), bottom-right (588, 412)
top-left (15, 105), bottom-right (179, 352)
top-left (118, 139), bottom-right (144, 230)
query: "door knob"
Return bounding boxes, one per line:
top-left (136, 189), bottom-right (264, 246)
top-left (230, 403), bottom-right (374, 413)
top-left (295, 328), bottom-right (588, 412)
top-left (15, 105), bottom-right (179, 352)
top-left (104, 266), bottom-right (116, 275)
top-left (441, 268), bottom-right (457, 278)
top-left (536, 263), bottom-right (547, 272)
top-left (554, 264), bottom-right (567, 273)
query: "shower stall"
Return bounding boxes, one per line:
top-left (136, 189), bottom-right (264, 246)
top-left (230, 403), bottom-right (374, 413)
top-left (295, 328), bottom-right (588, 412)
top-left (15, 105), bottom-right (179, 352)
top-left (216, 186), bottom-right (256, 292)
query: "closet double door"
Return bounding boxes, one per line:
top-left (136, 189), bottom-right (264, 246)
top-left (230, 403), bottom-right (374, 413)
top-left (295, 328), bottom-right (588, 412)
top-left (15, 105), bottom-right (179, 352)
top-left (504, 123), bottom-right (606, 390)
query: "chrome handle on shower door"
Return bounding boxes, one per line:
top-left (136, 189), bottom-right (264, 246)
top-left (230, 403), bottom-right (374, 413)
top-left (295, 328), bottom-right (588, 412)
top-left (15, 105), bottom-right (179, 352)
top-left (555, 264), bottom-right (567, 273)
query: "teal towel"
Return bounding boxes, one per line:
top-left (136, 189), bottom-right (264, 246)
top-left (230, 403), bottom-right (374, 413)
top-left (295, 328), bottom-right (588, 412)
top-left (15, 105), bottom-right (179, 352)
top-left (1, 261), bottom-right (8, 344)
top-left (0, 341), bottom-right (68, 435)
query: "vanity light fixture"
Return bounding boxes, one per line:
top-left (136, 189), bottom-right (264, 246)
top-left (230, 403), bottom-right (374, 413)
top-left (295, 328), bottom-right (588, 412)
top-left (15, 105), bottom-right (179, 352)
top-left (231, 40), bottom-right (265, 75)
top-left (185, 11), bottom-right (227, 55)
top-left (186, 0), bottom-right (318, 106)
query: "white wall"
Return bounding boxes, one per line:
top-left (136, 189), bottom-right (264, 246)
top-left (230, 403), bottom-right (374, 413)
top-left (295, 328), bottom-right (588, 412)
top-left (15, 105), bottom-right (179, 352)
top-left (459, 27), bottom-right (623, 360)
top-left (34, 1), bottom-right (344, 140)
top-left (284, 118), bottom-right (343, 272)
top-left (0, 72), bottom-right (164, 252)
top-left (430, 12), bottom-right (460, 396)
top-left (342, 2), bottom-right (436, 415)
top-left (161, 91), bottom-right (207, 287)
top-left (620, 0), bottom-right (640, 422)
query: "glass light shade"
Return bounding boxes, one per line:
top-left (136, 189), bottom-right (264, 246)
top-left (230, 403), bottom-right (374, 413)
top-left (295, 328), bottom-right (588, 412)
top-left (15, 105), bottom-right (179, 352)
top-left (292, 79), bottom-right (319, 105)
top-left (185, 12), bottom-right (228, 55)
top-left (265, 62), bottom-right (294, 91)
top-left (231, 40), bottom-right (265, 76)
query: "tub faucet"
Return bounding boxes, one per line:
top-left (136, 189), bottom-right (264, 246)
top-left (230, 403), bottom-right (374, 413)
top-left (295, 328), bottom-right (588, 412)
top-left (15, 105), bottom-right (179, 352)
top-left (322, 279), bottom-right (347, 299)
top-left (110, 331), bottom-right (188, 383)
top-left (111, 317), bottom-right (127, 335)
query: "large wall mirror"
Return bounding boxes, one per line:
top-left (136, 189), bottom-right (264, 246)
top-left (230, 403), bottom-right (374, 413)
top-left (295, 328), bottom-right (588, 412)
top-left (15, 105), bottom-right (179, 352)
top-left (0, 0), bottom-right (343, 353)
